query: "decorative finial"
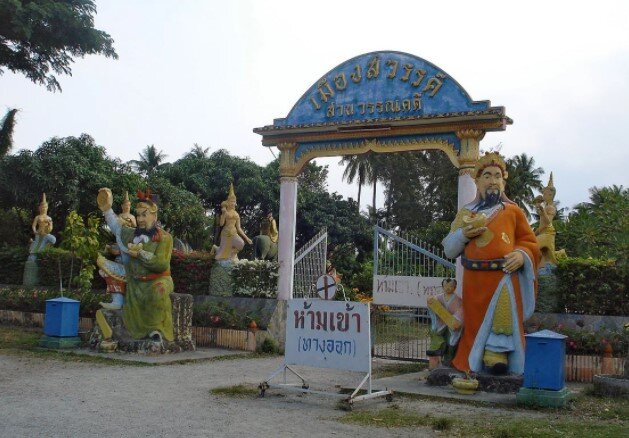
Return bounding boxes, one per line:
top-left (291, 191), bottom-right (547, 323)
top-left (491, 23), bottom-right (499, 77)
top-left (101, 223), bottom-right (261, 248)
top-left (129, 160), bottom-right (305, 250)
top-left (548, 172), bottom-right (554, 188)
top-left (123, 191), bottom-right (130, 204)
top-left (40, 193), bottom-right (48, 206)
top-left (227, 183), bottom-right (236, 201)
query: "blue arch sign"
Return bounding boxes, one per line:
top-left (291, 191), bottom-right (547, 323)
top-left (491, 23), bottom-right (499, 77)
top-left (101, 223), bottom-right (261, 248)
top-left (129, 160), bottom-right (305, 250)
top-left (276, 51), bottom-right (490, 127)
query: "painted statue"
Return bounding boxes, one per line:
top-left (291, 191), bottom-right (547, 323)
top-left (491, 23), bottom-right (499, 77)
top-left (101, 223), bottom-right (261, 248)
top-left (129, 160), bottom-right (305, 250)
top-left (253, 212), bottom-right (278, 260)
top-left (426, 278), bottom-right (463, 367)
top-left (97, 191), bottom-right (137, 310)
top-left (118, 191), bottom-right (137, 228)
top-left (97, 188), bottom-right (174, 343)
top-left (28, 193), bottom-right (56, 259)
top-left (213, 184), bottom-right (252, 262)
top-left (533, 173), bottom-right (559, 267)
top-left (443, 152), bottom-right (541, 375)
top-left (23, 193), bottom-right (56, 286)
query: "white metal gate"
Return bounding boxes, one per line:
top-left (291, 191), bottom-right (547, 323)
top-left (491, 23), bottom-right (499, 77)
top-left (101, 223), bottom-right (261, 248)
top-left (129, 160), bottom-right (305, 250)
top-left (372, 225), bottom-right (456, 361)
top-left (293, 228), bottom-right (327, 298)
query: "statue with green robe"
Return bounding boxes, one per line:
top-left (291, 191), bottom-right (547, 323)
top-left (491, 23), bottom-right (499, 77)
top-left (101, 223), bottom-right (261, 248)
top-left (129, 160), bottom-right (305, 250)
top-left (97, 188), bottom-right (174, 343)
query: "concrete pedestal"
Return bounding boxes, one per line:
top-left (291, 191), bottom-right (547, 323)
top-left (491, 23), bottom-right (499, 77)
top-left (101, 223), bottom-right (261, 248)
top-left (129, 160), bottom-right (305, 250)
top-left (516, 386), bottom-right (570, 408)
top-left (40, 335), bottom-right (81, 349)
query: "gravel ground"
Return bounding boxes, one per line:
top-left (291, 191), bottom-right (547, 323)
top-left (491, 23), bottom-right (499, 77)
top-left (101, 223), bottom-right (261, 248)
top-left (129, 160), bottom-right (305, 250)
top-left (0, 353), bottom-right (440, 438)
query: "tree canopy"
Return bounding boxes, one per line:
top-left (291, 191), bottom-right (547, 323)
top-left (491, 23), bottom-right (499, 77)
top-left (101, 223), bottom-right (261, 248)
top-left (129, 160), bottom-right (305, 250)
top-left (0, 0), bottom-right (117, 91)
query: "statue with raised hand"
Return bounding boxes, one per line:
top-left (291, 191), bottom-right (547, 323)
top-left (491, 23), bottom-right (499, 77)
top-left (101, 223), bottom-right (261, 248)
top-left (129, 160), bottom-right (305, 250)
top-left (96, 187), bottom-right (174, 344)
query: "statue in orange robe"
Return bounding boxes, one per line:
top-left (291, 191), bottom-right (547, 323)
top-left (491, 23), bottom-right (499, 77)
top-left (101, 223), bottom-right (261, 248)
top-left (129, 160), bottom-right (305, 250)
top-left (443, 153), bottom-right (541, 375)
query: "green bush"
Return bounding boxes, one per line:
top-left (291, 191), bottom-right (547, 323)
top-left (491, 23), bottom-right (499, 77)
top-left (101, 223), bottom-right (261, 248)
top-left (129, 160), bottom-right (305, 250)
top-left (555, 257), bottom-right (627, 316)
top-left (192, 300), bottom-right (263, 329)
top-left (171, 250), bottom-right (213, 295)
top-left (0, 245), bottom-right (29, 285)
top-left (37, 247), bottom-right (106, 291)
top-left (231, 259), bottom-right (278, 298)
top-left (0, 286), bottom-right (102, 317)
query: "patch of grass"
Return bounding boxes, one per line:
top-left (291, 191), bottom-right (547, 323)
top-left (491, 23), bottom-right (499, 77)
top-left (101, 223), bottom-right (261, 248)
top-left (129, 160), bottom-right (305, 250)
top-left (340, 404), bottom-right (629, 437)
top-left (466, 417), bottom-right (628, 438)
top-left (568, 392), bottom-right (629, 421)
top-left (373, 317), bottom-right (430, 344)
top-left (431, 416), bottom-right (452, 431)
top-left (372, 361), bottom-right (427, 378)
top-left (341, 407), bottom-right (434, 428)
top-left (0, 325), bottom-right (255, 367)
top-left (211, 384), bottom-right (259, 397)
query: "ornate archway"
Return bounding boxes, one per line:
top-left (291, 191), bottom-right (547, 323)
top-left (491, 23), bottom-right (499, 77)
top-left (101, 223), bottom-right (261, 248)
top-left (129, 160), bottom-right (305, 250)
top-left (254, 51), bottom-right (512, 299)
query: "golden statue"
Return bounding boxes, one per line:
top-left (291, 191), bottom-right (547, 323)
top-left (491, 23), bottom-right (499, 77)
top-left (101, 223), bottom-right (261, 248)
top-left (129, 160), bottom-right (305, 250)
top-left (31, 193), bottom-right (53, 236)
top-left (534, 173), bottom-right (558, 266)
top-left (23, 193), bottom-right (56, 286)
top-left (213, 184), bottom-right (252, 262)
top-left (118, 191), bottom-right (137, 228)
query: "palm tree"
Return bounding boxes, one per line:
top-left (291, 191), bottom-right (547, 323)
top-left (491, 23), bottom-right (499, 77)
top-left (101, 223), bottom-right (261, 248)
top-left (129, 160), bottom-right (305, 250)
top-left (0, 109), bottom-right (18, 157)
top-left (130, 144), bottom-right (168, 176)
top-left (187, 143), bottom-right (210, 159)
top-left (505, 153), bottom-right (544, 219)
top-left (339, 153), bottom-right (369, 210)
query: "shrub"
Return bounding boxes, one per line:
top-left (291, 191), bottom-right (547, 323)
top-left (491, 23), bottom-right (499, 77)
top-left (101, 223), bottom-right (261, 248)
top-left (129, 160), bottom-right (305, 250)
top-left (37, 247), bottom-right (106, 291)
top-left (192, 301), bottom-right (263, 330)
top-left (231, 259), bottom-right (278, 298)
top-left (171, 250), bottom-right (213, 295)
top-left (0, 245), bottom-right (29, 285)
top-left (259, 337), bottom-right (279, 354)
top-left (0, 286), bottom-right (102, 317)
top-left (555, 257), bottom-right (627, 316)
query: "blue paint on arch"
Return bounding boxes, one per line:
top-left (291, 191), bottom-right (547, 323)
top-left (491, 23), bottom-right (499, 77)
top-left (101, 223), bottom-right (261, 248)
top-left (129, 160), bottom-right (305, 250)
top-left (276, 51), bottom-right (489, 127)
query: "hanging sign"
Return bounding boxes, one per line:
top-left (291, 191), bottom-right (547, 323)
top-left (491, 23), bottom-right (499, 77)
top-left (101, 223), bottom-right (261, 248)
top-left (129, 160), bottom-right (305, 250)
top-left (316, 274), bottom-right (337, 300)
top-left (372, 275), bottom-right (446, 307)
top-left (285, 299), bottom-right (371, 373)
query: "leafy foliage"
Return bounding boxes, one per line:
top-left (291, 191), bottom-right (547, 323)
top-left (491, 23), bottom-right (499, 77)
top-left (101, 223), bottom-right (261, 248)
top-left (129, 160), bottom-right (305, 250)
top-left (0, 108), bottom-right (18, 157)
top-left (504, 153), bottom-right (544, 219)
top-left (556, 185), bottom-right (628, 266)
top-left (60, 211), bottom-right (100, 291)
top-left (0, 285), bottom-right (101, 317)
top-left (0, 0), bottom-right (117, 91)
top-left (231, 259), bottom-right (279, 298)
top-left (554, 257), bottom-right (628, 316)
top-left (170, 250), bottom-right (213, 295)
top-left (0, 244), bottom-right (28, 284)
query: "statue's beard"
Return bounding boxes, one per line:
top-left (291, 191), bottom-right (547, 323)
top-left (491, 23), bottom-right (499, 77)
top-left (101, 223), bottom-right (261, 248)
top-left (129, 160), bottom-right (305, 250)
top-left (134, 225), bottom-right (158, 238)
top-left (474, 189), bottom-right (502, 211)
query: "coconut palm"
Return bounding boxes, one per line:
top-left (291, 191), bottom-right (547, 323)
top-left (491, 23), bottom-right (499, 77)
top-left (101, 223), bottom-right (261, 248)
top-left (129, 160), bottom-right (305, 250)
top-left (505, 153), bottom-right (544, 219)
top-left (0, 109), bottom-right (18, 157)
top-left (129, 144), bottom-right (168, 176)
top-left (339, 153), bottom-right (369, 211)
top-left (186, 143), bottom-right (210, 159)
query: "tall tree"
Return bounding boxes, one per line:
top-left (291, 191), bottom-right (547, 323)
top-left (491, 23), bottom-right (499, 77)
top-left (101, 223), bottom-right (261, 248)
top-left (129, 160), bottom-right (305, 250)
top-left (0, 0), bottom-right (117, 91)
top-left (339, 153), bottom-right (369, 210)
top-left (0, 108), bottom-right (18, 157)
top-left (130, 144), bottom-right (168, 176)
top-left (556, 185), bottom-right (628, 265)
top-left (505, 153), bottom-right (544, 219)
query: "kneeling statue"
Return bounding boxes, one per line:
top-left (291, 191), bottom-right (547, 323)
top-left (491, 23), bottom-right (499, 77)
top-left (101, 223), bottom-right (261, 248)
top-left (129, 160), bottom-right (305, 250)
top-left (96, 188), bottom-right (174, 346)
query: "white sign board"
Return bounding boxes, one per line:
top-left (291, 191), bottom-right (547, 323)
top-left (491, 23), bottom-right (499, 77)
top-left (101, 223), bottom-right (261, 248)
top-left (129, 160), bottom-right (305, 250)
top-left (285, 299), bottom-right (371, 373)
top-left (372, 275), bottom-right (445, 307)
top-left (316, 274), bottom-right (337, 300)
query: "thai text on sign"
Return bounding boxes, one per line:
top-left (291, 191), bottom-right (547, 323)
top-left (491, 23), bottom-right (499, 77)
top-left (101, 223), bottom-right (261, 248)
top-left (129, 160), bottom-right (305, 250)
top-left (372, 275), bottom-right (446, 307)
top-left (285, 299), bottom-right (371, 373)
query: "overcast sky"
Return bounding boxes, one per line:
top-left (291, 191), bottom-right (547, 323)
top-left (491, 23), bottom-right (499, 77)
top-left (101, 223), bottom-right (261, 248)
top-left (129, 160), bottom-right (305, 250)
top-left (1, 0), bottom-right (628, 212)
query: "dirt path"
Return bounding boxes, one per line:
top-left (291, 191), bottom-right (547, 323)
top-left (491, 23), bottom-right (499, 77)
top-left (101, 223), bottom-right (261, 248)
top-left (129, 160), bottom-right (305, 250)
top-left (0, 353), bottom-right (549, 438)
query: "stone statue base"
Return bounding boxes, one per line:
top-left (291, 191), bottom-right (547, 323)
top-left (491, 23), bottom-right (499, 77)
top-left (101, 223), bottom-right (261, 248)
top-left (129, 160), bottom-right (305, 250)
top-left (208, 261), bottom-right (234, 296)
top-left (90, 293), bottom-right (195, 354)
top-left (23, 259), bottom-right (39, 287)
top-left (426, 366), bottom-right (524, 394)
